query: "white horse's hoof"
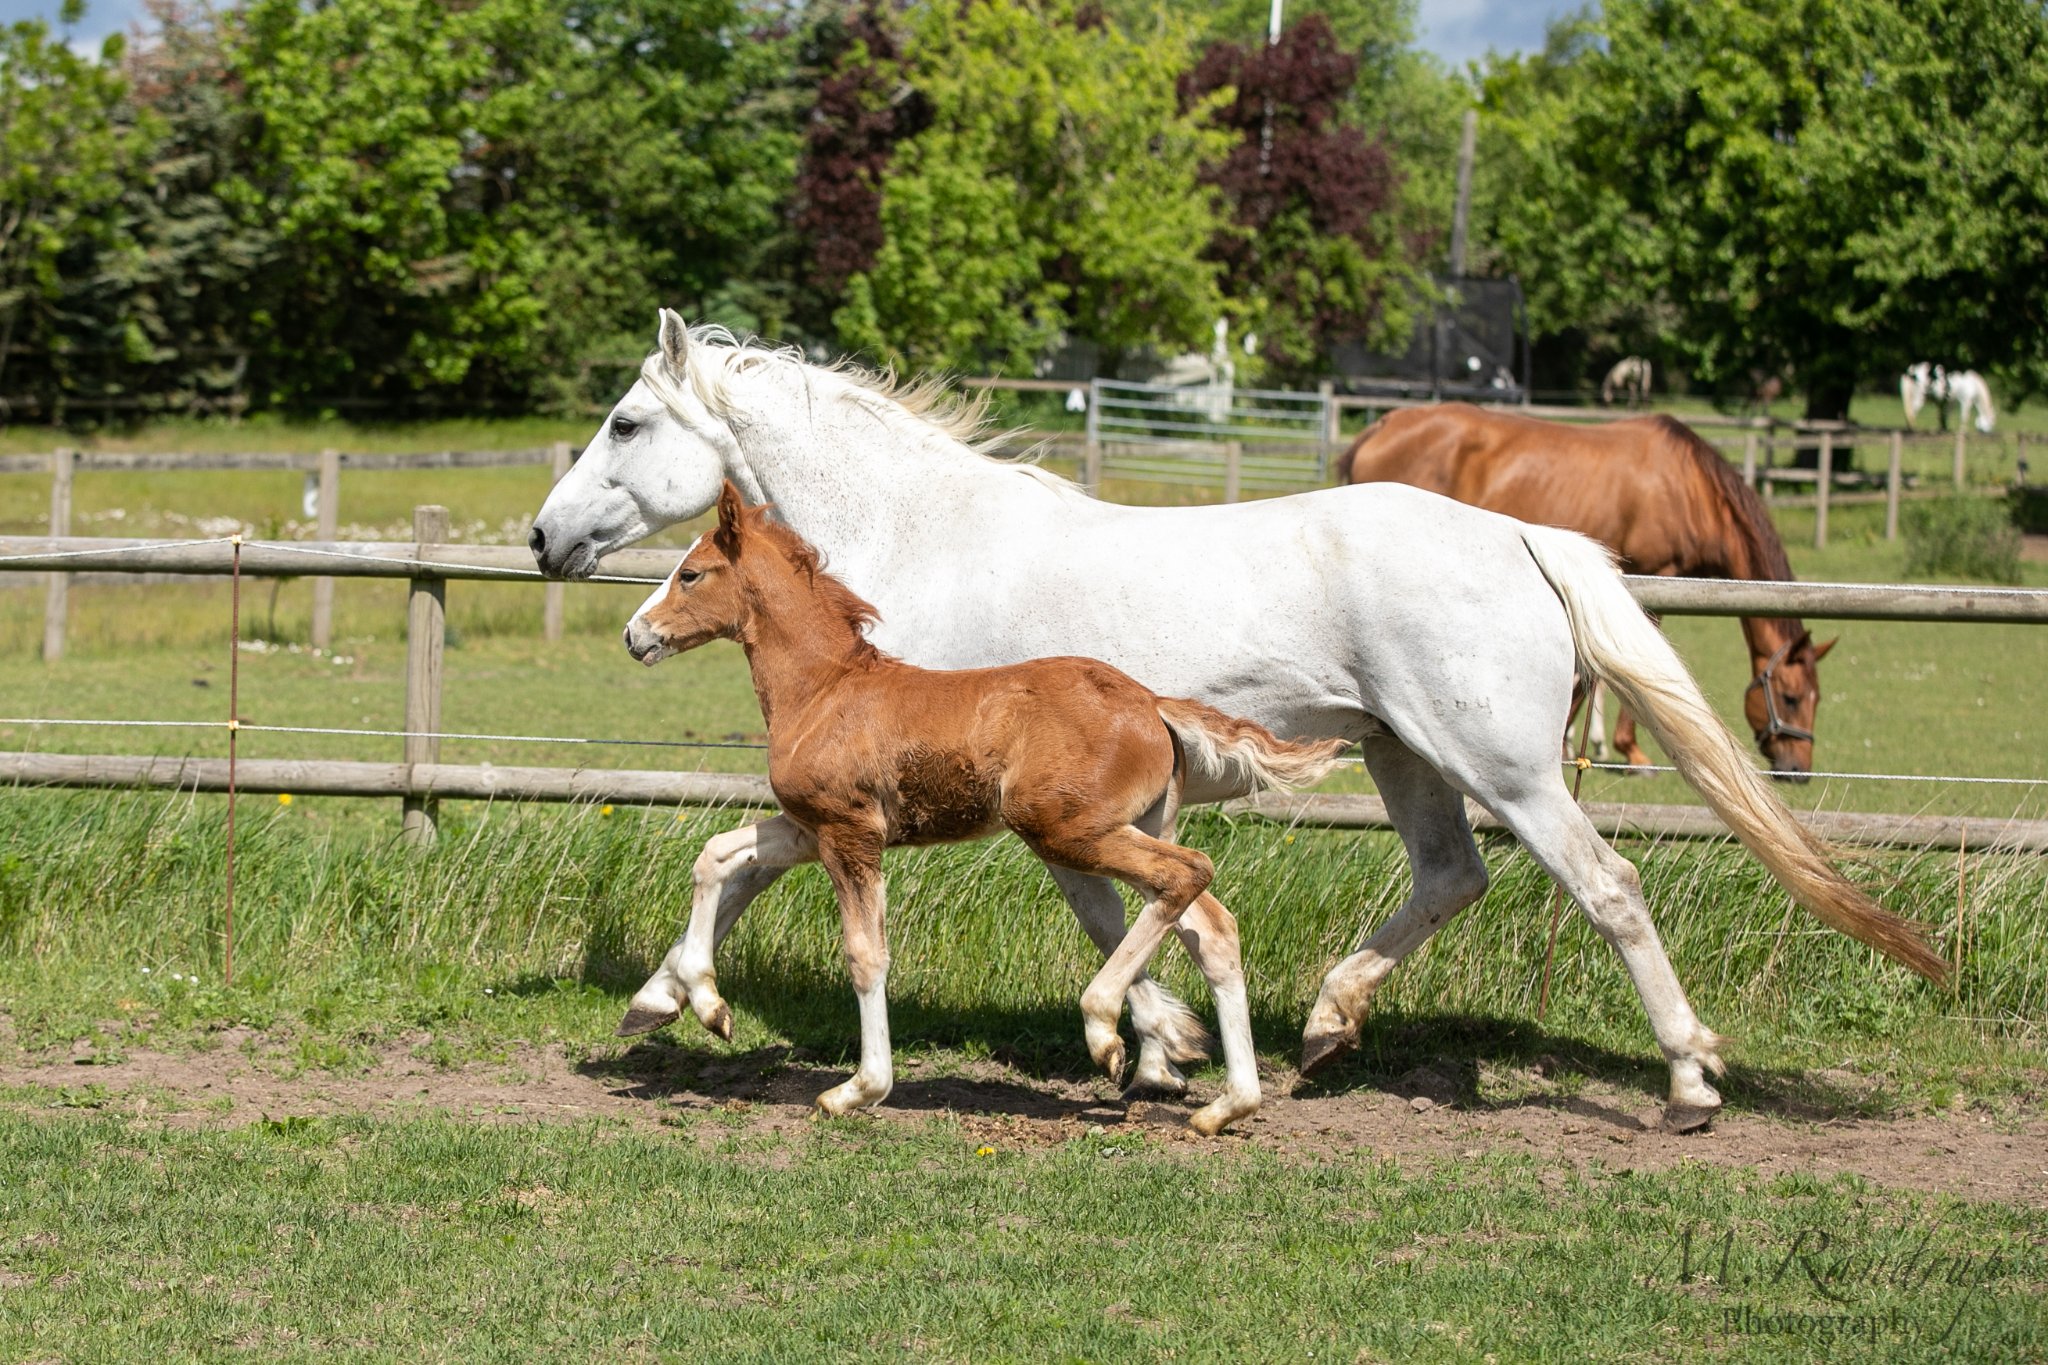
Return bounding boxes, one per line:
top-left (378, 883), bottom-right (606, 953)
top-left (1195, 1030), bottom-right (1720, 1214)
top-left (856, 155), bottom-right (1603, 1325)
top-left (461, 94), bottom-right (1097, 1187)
top-left (1125, 1048), bottom-right (1188, 1097)
top-left (615, 1003), bottom-right (680, 1037)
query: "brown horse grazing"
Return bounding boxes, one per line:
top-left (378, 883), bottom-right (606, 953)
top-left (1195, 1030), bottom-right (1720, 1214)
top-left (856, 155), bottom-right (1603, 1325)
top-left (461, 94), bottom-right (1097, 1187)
top-left (618, 482), bottom-right (1346, 1134)
top-left (1337, 403), bottom-right (1834, 780)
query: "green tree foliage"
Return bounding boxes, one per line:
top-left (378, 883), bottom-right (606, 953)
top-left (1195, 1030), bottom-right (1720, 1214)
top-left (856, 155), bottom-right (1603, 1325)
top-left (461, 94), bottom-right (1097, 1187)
top-left (834, 0), bottom-right (1233, 375)
top-left (226, 0), bottom-right (797, 408)
top-left (0, 14), bottom-right (152, 414)
top-left (1476, 0), bottom-right (2048, 415)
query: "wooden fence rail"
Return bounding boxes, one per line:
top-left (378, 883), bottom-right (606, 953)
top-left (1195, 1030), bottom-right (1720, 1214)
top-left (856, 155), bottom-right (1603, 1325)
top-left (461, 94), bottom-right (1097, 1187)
top-left (4, 524), bottom-right (2048, 850)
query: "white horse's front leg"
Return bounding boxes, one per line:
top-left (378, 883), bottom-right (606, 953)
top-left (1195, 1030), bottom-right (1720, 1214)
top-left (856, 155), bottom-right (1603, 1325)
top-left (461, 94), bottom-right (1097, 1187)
top-left (814, 837), bottom-right (894, 1116)
top-left (617, 815), bottom-right (818, 1038)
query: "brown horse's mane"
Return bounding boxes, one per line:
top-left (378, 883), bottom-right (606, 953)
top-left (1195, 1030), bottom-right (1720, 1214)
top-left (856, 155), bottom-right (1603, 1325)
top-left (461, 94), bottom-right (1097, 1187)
top-left (745, 514), bottom-right (893, 669)
top-left (1647, 415), bottom-right (1806, 647)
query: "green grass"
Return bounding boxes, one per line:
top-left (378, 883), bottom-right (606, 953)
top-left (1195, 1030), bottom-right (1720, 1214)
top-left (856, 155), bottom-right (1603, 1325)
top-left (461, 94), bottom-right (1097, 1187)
top-left (0, 1109), bottom-right (2039, 1362)
top-left (2, 787), bottom-right (2041, 1109)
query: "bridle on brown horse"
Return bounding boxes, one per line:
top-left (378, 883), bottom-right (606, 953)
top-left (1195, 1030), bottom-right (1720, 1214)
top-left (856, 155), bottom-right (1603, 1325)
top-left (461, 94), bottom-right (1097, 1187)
top-left (1745, 632), bottom-right (1814, 746)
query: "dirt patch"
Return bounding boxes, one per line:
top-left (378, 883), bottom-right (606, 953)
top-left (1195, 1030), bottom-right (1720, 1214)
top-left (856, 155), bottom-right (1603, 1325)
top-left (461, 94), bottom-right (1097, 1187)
top-left (3, 1037), bottom-right (2043, 1206)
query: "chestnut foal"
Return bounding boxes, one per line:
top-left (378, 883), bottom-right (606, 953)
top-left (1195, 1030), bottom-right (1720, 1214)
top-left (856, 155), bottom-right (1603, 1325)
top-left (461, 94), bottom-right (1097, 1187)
top-left (621, 483), bottom-right (1345, 1134)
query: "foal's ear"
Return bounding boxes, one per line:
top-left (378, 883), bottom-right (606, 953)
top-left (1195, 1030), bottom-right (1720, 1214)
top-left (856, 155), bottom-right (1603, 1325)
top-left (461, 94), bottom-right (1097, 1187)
top-left (713, 480), bottom-right (745, 555)
top-left (1812, 636), bottom-right (1838, 662)
top-left (657, 308), bottom-right (689, 376)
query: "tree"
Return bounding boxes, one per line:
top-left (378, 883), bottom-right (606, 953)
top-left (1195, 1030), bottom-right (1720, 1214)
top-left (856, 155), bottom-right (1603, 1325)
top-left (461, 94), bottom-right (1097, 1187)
top-left (226, 0), bottom-right (800, 408)
top-left (1477, 0), bottom-right (2048, 416)
top-left (833, 0), bottom-right (1232, 375)
top-left (0, 9), bottom-right (153, 415)
top-left (1181, 13), bottom-right (1415, 380)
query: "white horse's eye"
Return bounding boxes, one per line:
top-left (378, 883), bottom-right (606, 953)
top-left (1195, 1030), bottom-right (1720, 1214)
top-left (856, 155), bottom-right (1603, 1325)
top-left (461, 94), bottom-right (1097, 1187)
top-left (611, 415), bottom-right (640, 441)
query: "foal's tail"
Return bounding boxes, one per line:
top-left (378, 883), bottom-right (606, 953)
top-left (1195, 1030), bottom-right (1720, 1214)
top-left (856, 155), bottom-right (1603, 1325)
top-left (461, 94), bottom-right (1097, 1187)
top-left (1517, 524), bottom-right (1948, 982)
top-left (1155, 698), bottom-right (1350, 794)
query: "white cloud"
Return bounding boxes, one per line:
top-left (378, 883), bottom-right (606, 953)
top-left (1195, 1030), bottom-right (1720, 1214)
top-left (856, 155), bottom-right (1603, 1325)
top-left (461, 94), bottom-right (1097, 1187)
top-left (1414, 0), bottom-right (1577, 67)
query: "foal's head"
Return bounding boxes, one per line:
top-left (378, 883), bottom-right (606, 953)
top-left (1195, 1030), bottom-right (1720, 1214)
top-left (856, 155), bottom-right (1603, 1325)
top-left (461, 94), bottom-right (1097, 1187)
top-left (623, 480), bottom-right (879, 667)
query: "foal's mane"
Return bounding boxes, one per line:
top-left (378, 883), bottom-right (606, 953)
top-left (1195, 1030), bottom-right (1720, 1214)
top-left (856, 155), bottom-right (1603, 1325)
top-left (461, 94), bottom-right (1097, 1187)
top-left (744, 513), bottom-right (892, 670)
top-left (641, 324), bottom-right (1078, 494)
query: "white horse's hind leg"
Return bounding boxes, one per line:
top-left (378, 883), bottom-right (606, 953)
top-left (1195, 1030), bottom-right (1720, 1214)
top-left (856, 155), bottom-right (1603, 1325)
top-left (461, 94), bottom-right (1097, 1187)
top-left (1175, 893), bottom-right (1261, 1135)
top-left (1585, 679), bottom-right (1610, 761)
top-left (1486, 785), bottom-right (1726, 1129)
top-left (1045, 865), bottom-right (1212, 1095)
top-left (1302, 736), bottom-right (1490, 1075)
top-left (618, 816), bottom-right (818, 1038)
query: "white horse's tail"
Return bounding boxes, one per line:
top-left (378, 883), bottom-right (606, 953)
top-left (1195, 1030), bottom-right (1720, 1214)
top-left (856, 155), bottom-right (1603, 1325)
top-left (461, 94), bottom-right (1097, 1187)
top-left (1156, 698), bottom-right (1349, 794)
top-left (1517, 524), bottom-right (1949, 982)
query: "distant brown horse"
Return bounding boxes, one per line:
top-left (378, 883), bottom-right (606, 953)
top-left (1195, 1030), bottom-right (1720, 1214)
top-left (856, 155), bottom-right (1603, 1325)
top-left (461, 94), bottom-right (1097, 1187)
top-left (1337, 404), bottom-right (1833, 779)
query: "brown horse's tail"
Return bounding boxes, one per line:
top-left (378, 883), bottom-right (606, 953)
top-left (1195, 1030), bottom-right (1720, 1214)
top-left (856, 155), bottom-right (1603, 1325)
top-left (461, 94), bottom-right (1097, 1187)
top-left (1518, 522), bottom-right (1948, 982)
top-left (1155, 698), bottom-right (1349, 794)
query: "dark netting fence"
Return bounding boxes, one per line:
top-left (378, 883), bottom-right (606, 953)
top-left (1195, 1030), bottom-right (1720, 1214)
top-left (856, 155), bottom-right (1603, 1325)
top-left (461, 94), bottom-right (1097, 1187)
top-left (1330, 275), bottom-right (1527, 400)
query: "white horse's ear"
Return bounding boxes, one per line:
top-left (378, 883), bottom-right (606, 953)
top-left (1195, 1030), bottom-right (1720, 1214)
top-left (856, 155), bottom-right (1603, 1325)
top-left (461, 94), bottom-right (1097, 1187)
top-left (657, 309), bottom-right (690, 377)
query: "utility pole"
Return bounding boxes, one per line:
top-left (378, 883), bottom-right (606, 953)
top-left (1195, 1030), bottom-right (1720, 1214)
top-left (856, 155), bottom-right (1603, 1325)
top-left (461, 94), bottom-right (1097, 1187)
top-left (1259, 0), bottom-right (1284, 175)
top-left (1449, 108), bottom-right (1477, 277)
top-left (1436, 109), bottom-right (1479, 398)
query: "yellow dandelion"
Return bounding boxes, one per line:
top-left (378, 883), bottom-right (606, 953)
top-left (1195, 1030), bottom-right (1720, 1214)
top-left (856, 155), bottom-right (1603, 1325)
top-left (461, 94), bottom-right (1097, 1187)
top-left (1283, 834), bottom-right (1295, 844)
top-left (600, 804), bottom-right (615, 816)
top-left (277, 793), bottom-right (293, 806)
top-left (975, 1145), bottom-right (995, 1158)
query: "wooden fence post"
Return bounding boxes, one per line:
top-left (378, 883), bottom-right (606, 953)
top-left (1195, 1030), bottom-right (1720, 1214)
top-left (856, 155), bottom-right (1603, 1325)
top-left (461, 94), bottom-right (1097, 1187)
top-left (1953, 426), bottom-right (1967, 490)
top-left (2018, 432), bottom-right (2031, 485)
top-left (1222, 441), bottom-right (1242, 504)
top-left (1082, 380), bottom-right (1103, 494)
top-left (543, 441), bottom-right (572, 642)
top-left (41, 448), bottom-right (74, 662)
top-left (1814, 432), bottom-right (1833, 549)
top-left (1741, 430), bottom-right (1758, 489)
top-left (1318, 381), bottom-right (1338, 480)
top-left (1759, 434), bottom-right (1774, 506)
top-left (402, 505), bottom-right (449, 846)
top-left (1885, 430), bottom-right (1904, 541)
top-left (309, 448), bottom-right (340, 650)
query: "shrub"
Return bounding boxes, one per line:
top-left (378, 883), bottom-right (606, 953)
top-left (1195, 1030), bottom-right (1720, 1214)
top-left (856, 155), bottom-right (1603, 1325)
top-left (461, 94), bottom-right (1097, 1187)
top-left (1902, 493), bottom-right (2022, 584)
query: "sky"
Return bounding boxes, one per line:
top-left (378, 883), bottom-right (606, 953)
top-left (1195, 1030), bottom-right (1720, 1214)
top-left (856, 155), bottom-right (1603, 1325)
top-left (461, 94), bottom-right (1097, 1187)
top-left (6, 0), bottom-right (1579, 65)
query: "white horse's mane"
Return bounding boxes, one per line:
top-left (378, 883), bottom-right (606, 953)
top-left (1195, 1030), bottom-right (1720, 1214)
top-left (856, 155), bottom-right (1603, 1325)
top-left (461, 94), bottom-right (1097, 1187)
top-left (639, 324), bottom-right (1079, 493)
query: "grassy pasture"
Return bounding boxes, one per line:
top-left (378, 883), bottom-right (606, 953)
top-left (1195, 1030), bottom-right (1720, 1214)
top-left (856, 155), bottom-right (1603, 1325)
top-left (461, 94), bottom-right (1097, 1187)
top-left (2, 419), bottom-right (2045, 1358)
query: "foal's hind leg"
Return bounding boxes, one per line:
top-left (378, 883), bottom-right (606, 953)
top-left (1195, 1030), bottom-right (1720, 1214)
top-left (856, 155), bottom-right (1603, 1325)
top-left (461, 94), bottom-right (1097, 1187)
top-left (618, 816), bottom-right (818, 1038)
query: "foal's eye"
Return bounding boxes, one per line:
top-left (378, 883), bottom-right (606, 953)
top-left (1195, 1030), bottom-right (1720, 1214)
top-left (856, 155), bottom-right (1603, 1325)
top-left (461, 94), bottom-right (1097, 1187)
top-left (610, 415), bottom-right (639, 441)
top-left (675, 569), bottom-right (703, 588)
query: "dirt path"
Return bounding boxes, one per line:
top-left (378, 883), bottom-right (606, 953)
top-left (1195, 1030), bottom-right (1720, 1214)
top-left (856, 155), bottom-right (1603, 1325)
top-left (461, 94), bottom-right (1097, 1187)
top-left (4, 1035), bottom-right (2043, 1207)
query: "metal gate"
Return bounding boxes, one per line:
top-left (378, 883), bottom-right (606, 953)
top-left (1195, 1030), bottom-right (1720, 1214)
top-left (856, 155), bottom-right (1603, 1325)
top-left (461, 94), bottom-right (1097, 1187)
top-left (1083, 378), bottom-right (1336, 499)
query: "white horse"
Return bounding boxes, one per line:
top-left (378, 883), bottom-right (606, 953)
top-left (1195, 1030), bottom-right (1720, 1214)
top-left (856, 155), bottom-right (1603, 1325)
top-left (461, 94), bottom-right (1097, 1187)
top-left (1601, 356), bottom-right (1652, 408)
top-left (531, 314), bottom-right (1944, 1132)
top-left (1902, 362), bottom-right (1996, 433)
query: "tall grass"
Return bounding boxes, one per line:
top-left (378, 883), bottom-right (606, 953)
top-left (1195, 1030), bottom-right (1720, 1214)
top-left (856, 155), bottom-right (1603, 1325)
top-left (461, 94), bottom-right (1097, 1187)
top-left (3, 789), bottom-right (2040, 1100)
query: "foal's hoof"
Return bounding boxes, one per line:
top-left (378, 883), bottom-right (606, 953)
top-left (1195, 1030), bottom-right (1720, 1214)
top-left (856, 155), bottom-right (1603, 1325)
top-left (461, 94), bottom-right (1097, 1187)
top-left (615, 1003), bottom-right (681, 1038)
top-left (1187, 1092), bottom-right (1259, 1136)
top-left (1093, 1039), bottom-right (1127, 1089)
top-left (699, 1001), bottom-right (734, 1043)
top-left (1298, 1028), bottom-right (1357, 1079)
top-left (1661, 1100), bottom-right (1721, 1134)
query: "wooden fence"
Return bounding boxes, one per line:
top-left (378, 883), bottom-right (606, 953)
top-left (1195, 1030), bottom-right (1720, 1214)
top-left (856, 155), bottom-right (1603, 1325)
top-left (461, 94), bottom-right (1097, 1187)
top-left (3, 524), bottom-right (2047, 851)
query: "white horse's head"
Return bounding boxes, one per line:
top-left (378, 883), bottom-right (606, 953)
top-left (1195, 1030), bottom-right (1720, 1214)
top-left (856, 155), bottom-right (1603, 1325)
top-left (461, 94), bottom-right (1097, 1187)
top-left (529, 310), bottom-right (746, 580)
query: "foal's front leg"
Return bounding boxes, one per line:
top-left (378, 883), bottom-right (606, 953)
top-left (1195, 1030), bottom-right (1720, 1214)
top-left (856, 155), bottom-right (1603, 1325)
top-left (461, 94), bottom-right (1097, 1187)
top-left (814, 830), bottom-right (894, 1116)
top-left (618, 815), bottom-right (819, 1039)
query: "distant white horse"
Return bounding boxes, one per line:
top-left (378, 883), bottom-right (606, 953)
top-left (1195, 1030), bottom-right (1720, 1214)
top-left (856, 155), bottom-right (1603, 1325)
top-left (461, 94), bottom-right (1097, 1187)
top-left (1902, 362), bottom-right (1996, 433)
top-left (529, 313), bottom-right (1944, 1132)
top-left (1601, 356), bottom-right (1652, 408)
